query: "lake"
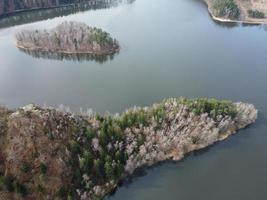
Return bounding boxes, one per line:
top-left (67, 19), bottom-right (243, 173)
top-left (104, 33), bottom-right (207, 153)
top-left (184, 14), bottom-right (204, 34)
top-left (0, 0), bottom-right (267, 199)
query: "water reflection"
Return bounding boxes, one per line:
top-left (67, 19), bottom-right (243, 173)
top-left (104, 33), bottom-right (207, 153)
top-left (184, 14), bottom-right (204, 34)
top-left (18, 48), bottom-right (118, 63)
top-left (0, 0), bottom-right (135, 29)
top-left (211, 19), bottom-right (239, 28)
top-left (212, 19), bottom-right (267, 30)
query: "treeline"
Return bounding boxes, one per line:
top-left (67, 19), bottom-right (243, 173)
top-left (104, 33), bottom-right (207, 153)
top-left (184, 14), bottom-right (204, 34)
top-left (212, 0), bottom-right (240, 20)
top-left (248, 9), bottom-right (265, 19)
top-left (0, 0), bottom-right (95, 16)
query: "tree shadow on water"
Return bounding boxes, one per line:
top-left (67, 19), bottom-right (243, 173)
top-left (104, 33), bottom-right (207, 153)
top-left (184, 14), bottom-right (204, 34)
top-left (0, 0), bottom-right (136, 29)
top-left (18, 48), bottom-right (119, 63)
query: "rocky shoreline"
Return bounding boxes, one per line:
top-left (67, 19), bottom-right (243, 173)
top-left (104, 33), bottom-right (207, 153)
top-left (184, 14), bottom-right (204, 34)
top-left (0, 98), bottom-right (257, 199)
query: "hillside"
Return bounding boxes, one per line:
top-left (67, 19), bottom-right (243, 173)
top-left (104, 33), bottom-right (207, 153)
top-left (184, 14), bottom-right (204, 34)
top-left (0, 98), bottom-right (257, 199)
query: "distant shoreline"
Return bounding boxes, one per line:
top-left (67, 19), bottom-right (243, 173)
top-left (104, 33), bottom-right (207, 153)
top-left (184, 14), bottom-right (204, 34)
top-left (0, 1), bottom-right (99, 19)
top-left (2, 0), bottom-right (266, 25)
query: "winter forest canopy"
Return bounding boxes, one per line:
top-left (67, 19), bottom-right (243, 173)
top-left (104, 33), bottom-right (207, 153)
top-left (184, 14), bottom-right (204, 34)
top-left (15, 21), bottom-right (120, 56)
top-left (0, 98), bottom-right (257, 199)
top-left (0, 0), bottom-right (95, 15)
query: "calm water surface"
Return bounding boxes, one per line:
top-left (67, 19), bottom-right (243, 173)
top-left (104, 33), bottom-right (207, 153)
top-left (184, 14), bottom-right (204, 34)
top-left (0, 0), bottom-right (267, 199)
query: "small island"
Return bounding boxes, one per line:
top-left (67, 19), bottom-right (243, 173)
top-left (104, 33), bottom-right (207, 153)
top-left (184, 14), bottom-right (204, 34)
top-left (204, 0), bottom-right (267, 24)
top-left (0, 98), bottom-right (257, 199)
top-left (15, 21), bottom-right (120, 56)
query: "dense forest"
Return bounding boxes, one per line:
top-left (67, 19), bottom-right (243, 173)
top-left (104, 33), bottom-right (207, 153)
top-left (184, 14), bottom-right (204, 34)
top-left (0, 98), bottom-right (257, 199)
top-left (0, 0), bottom-right (95, 15)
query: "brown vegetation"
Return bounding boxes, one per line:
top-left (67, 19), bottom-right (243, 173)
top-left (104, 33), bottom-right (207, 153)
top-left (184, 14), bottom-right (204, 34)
top-left (16, 21), bottom-right (120, 56)
top-left (0, 98), bottom-right (257, 199)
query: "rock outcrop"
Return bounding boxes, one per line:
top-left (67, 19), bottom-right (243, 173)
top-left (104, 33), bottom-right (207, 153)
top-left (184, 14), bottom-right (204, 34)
top-left (0, 98), bottom-right (257, 199)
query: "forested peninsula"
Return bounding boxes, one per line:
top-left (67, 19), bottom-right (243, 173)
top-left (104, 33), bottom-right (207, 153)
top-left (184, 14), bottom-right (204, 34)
top-left (0, 98), bottom-right (257, 199)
